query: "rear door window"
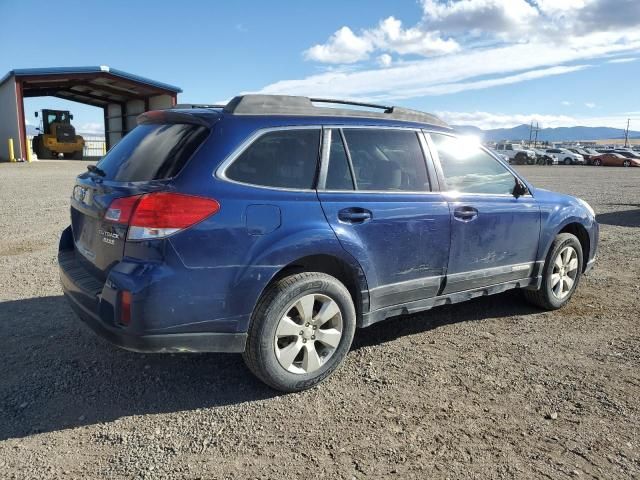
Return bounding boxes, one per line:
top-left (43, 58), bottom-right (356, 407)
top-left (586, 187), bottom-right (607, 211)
top-left (96, 123), bottom-right (209, 182)
top-left (226, 129), bottom-right (320, 189)
top-left (342, 129), bottom-right (430, 192)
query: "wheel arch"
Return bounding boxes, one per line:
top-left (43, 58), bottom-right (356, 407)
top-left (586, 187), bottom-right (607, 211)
top-left (558, 222), bottom-right (590, 271)
top-left (267, 253), bottom-right (369, 326)
top-left (538, 220), bottom-right (591, 273)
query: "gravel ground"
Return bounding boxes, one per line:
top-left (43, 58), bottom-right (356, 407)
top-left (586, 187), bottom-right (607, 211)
top-left (0, 161), bottom-right (638, 479)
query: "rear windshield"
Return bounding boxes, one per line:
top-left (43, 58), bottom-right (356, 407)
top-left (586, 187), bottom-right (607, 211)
top-left (96, 123), bottom-right (209, 182)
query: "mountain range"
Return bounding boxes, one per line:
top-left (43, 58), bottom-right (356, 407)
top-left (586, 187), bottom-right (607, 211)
top-left (454, 124), bottom-right (640, 142)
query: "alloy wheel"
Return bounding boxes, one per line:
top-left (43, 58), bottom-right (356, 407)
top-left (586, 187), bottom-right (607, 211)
top-left (550, 246), bottom-right (579, 300)
top-left (274, 294), bottom-right (343, 374)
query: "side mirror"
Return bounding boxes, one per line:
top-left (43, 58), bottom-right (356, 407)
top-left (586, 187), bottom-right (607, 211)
top-left (36, 127), bottom-right (41, 132)
top-left (513, 180), bottom-right (528, 198)
top-left (70, 114), bottom-right (74, 120)
top-left (34, 111), bottom-right (38, 118)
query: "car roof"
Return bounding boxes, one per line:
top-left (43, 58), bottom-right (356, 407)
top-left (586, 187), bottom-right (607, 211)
top-left (165, 94), bottom-right (453, 131)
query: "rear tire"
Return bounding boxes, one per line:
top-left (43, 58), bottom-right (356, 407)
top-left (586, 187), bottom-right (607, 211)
top-left (593, 159), bottom-right (602, 166)
top-left (524, 233), bottom-right (583, 310)
top-left (243, 272), bottom-right (356, 392)
top-left (72, 150), bottom-right (83, 160)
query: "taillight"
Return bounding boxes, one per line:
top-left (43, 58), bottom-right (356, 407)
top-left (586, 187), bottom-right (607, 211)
top-left (105, 192), bottom-right (220, 240)
top-left (105, 195), bottom-right (142, 223)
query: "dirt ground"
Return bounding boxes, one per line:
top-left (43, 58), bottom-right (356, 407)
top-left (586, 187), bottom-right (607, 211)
top-left (0, 161), bottom-right (638, 479)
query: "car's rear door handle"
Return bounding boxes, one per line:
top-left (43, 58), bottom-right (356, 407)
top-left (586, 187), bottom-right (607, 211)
top-left (338, 208), bottom-right (372, 224)
top-left (453, 206), bottom-right (478, 222)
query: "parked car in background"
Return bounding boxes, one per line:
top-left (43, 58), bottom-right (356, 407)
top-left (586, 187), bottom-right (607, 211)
top-left (494, 152), bottom-right (510, 163)
top-left (532, 148), bottom-right (558, 165)
top-left (591, 152), bottom-right (640, 167)
top-left (613, 149), bottom-right (640, 160)
top-left (568, 147), bottom-right (598, 164)
top-left (58, 94), bottom-right (599, 392)
top-left (546, 148), bottom-right (585, 165)
top-left (494, 143), bottom-right (537, 165)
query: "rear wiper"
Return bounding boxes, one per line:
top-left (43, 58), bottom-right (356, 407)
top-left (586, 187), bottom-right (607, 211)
top-left (87, 164), bottom-right (106, 177)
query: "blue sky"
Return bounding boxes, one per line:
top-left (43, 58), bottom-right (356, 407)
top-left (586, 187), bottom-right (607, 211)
top-left (1, 0), bottom-right (639, 132)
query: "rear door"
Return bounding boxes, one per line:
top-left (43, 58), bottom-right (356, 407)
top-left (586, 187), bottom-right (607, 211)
top-left (70, 121), bottom-right (210, 280)
top-left (317, 127), bottom-right (450, 311)
top-left (427, 132), bottom-right (541, 294)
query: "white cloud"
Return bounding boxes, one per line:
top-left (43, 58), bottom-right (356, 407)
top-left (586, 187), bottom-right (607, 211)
top-left (438, 111), bottom-right (576, 129)
top-left (438, 110), bottom-right (640, 130)
top-left (364, 65), bottom-right (590, 101)
top-left (304, 26), bottom-right (373, 64)
top-left (607, 57), bottom-right (637, 63)
top-left (258, 32), bottom-right (640, 99)
top-left (304, 17), bottom-right (458, 64)
top-left (377, 54), bottom-right (393, 68)
top-left (535, 0), bottom-right (586, 16)
top-left (268, 1), bottom-right (640, 104)
top-left (585, 102), bottom-right (596, 108)
top-left (421, 0), bottom-right (539, 37)
top-left (370, 16), bottom-right (460, 56)
top-left (561, 101), bottom-right (572, 106)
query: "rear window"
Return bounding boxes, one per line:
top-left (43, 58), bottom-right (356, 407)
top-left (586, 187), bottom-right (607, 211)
top-left (96, 123), bottom-right (209, 182)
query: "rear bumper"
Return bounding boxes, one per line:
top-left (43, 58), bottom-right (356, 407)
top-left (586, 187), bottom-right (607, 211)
top-left (62, 284), bottom-right (246, 353)
top-left (58, 230), bottom-right (247, 353)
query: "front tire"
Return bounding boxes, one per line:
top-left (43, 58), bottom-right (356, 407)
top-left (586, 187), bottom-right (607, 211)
top-left (524, 233), bottom-right (583, 310)
top-left (623, 160), bottom-right (631, 167)
top-left (243, 272), bottom-right (356, 392)
top-left (564, 157), bottom-right (572, 165)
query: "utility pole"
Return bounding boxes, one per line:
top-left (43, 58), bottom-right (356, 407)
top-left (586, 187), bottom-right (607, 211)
top-left (528, 121), bottom-right (533, 147)
top-left (533, 122), bottom-right (540, 148)
top-left (624, 118), bottom-right (630, 148)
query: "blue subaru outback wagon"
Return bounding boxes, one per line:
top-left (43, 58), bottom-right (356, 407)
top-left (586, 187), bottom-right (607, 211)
top-left (59, 95), bottom-right (598, 391)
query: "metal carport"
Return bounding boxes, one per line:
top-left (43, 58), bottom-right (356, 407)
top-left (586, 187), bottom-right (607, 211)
top-left (0, 66), bottom-right (182, 161)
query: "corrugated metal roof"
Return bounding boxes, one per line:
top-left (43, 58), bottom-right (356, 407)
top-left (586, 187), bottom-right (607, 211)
top-left (0, 65), bottom-right (182, 93)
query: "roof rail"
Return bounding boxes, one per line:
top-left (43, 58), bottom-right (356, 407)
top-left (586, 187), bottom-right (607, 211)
top-left (223, 94), bottom-right (449, 127)
top-left (310, 98), bottom-right (394, 112)
top-left (173, 103), bottom-right (225, 109)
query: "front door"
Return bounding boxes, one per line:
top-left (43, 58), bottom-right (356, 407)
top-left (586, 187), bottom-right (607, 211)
top-left (427, 132), bottom-right (541, 294)
top-left (317, 128), bottom-right (450, 311)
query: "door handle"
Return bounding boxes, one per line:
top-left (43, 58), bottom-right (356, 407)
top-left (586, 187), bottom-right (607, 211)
top-left (338, 208), bottom-right (372, 224)
top-left (453, 206), bottom-right (478, 222)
